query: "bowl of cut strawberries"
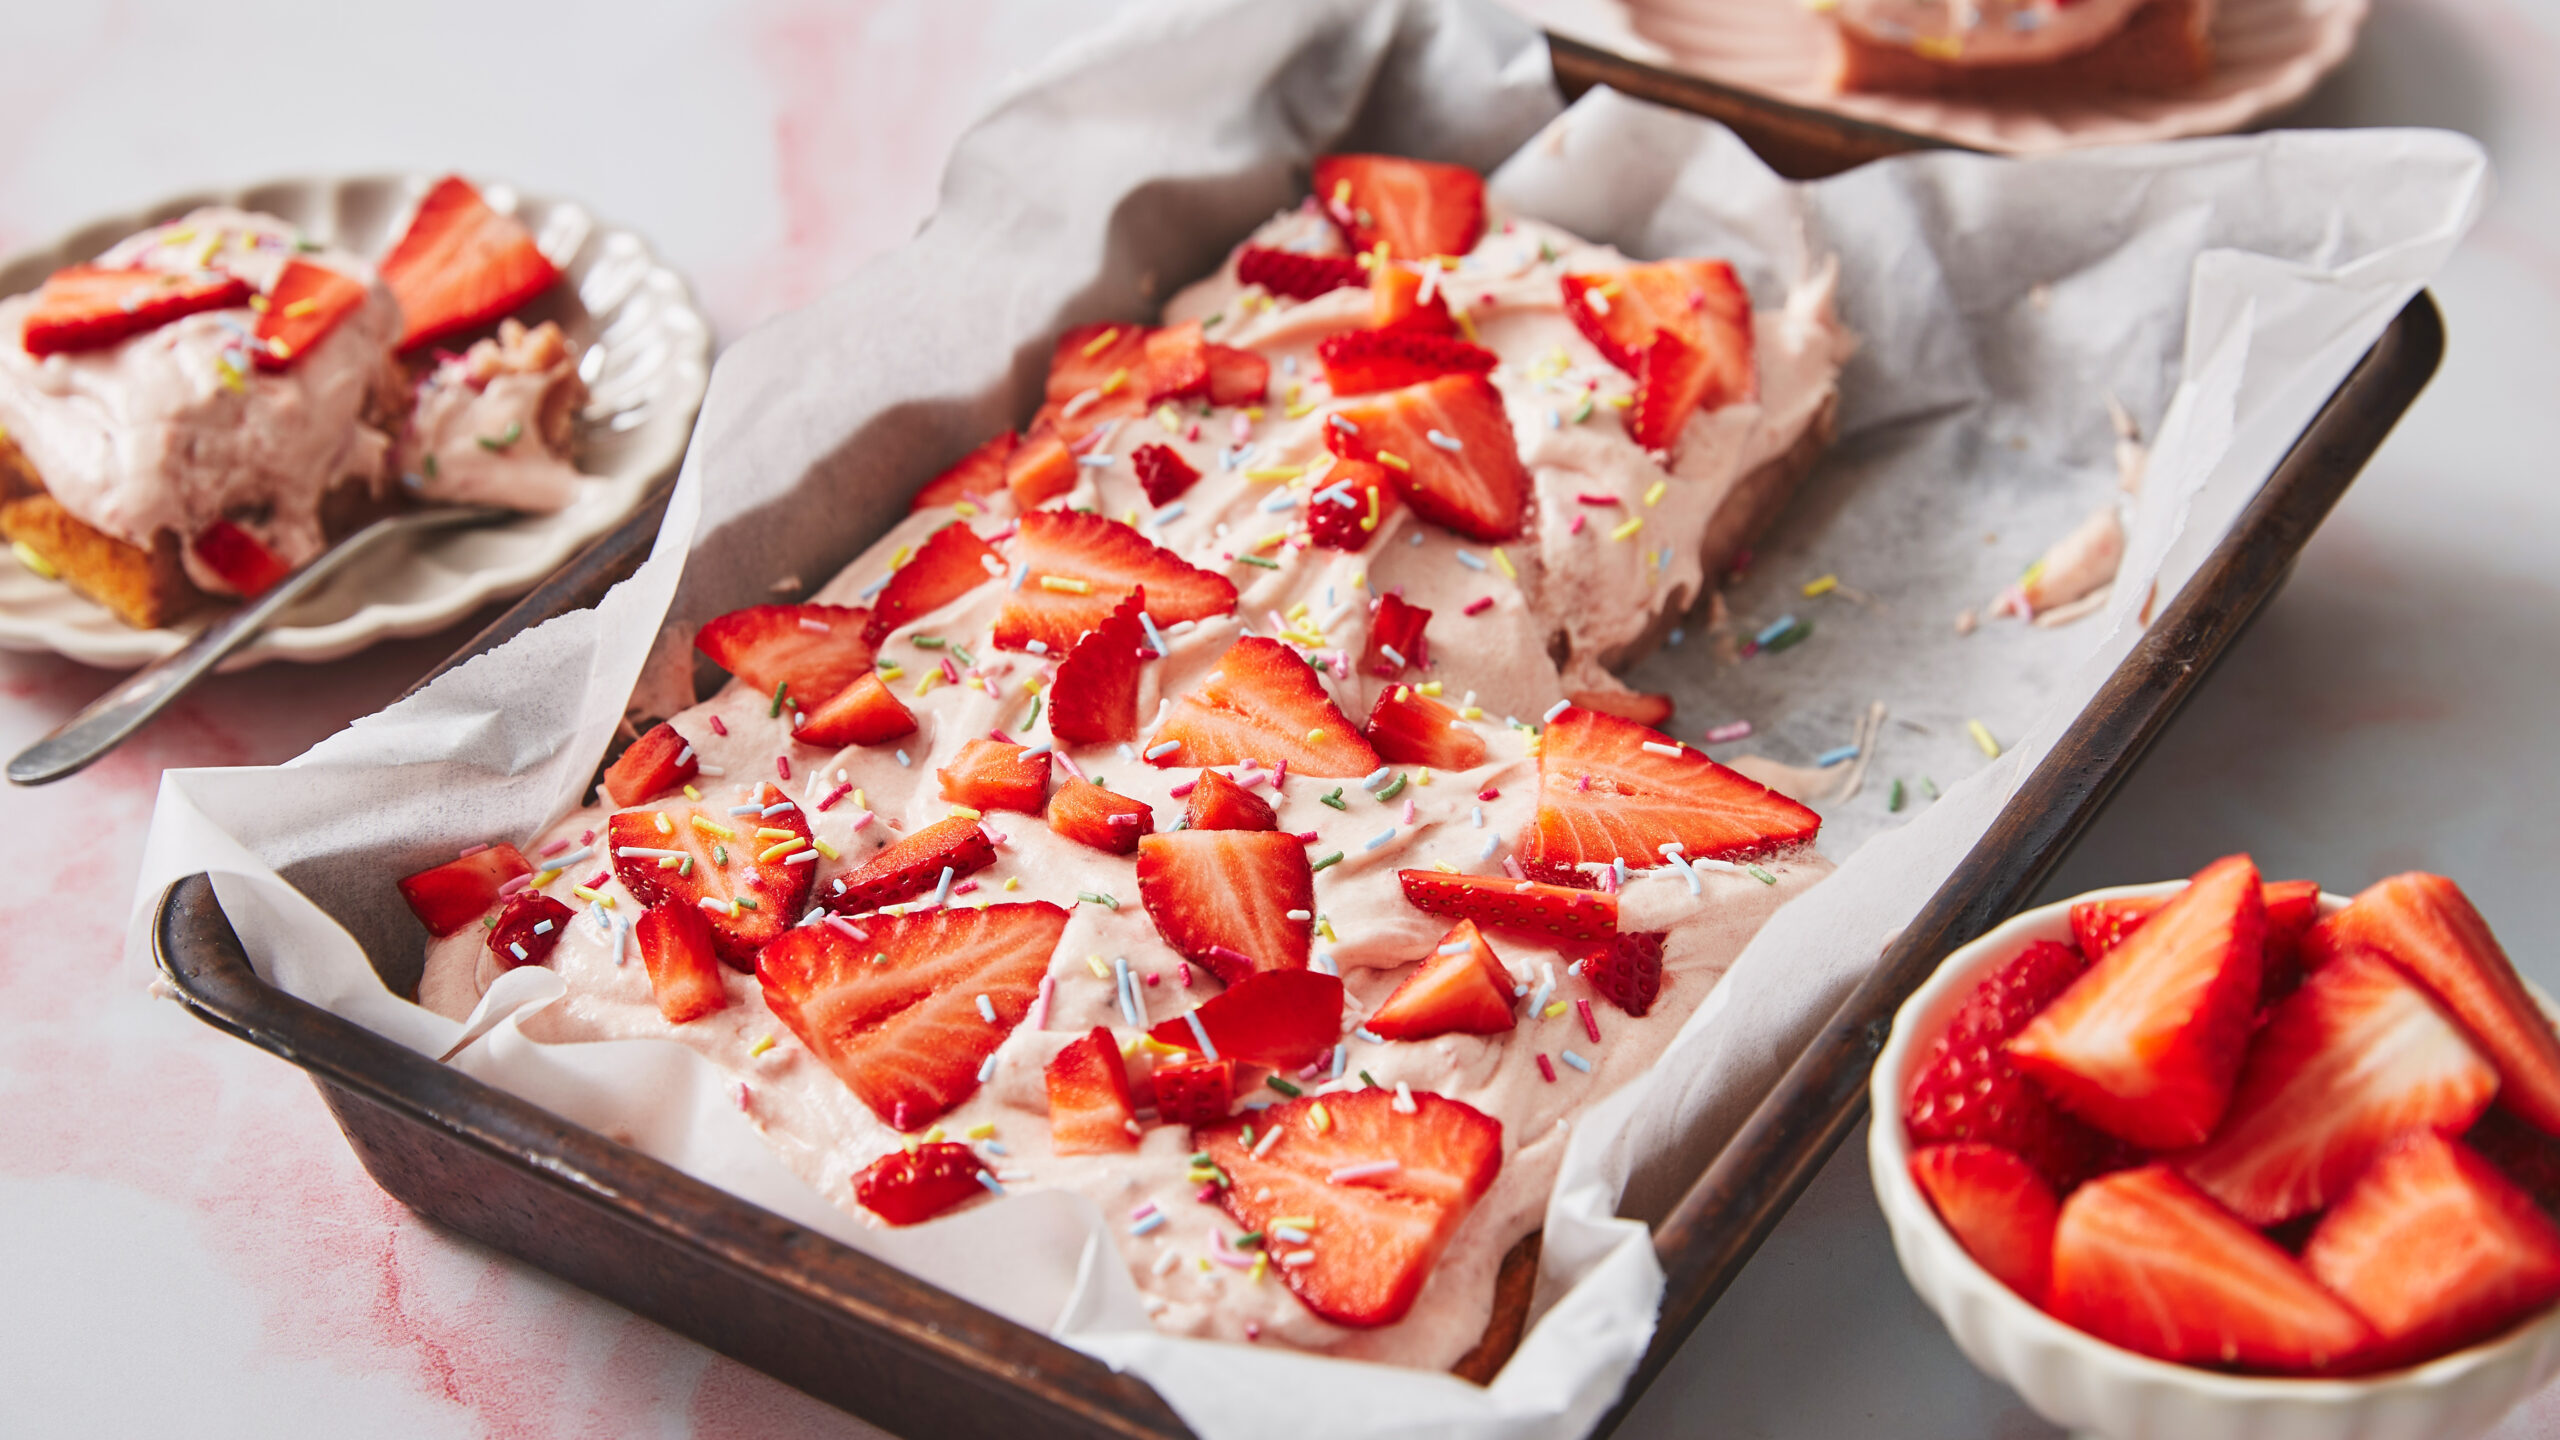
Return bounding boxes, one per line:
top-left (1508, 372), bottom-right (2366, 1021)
top-left (1871, 856), bottom-right (2560, 1440)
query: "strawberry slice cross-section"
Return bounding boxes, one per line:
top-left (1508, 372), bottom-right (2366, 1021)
top-left (1558, 259), bottom-right (1755, 410)
top-left (1147, 969), bottom-right (1344, 1070)
top-left (634, 901), bottom-right (729, 1025)
top-left (1046, 779), bottom-right (1156, 856)
top-left (20, 264), bottom-right (252, 357)
top-left (909, 432), bottom-right (1016, 513)
top-left (695, 603), bottom-right (876, 713)
top-left (1137, 829), bottom-right (1313, 985)
top-left (1315, 329), bottom-right (1497, 397)
top-left (1325, 373), bottom-right (1531, 543)
top-left (863, 522), bottom-right (1000, 645)
top-left (378, 175), bottom-right (562, 352)
top-left (1181, 768), bottom-right (1277, 832)
top-left (852, 1141), bottom-right (996, 1226)
top-left (936, 738), bottom-right (1050, 817)
top-left (608, 793), bottom-right (815, 967)
top-left (600, 721), bottom-right (699, 807)
top-left (1905, 937), bottom-right (2136, 1192)
top-left (1145, 636), bottom-right (1379, 778)
top-left (996, 510), bottom-right (1236, 656)
top-left (1908, 1142), bottom-right (2060, 1305)
top-left (1234, 245), bottom-right (1367, 301)
top-left (398, 843), bottom-right (533, 937)
top-left (1045, 1026), bottom-right (1140, 1155)
top-left (1366, 919), bottom-right (1518, 1041)
top-left (1521, 706), bottom-right (1819, 884)
top-left (1046, 587), bottom-right (1150, 745)
top-left (1363, 684), bottom-right (1487, 772)
top-left (822, 816), bottom-right (997, 915)
top-left (1311, 154), bottom-right (1487, 262)
top-left (253, 258), bottom-right (370, 371)
top-left (1397, 870), bottom-right (1616, 946)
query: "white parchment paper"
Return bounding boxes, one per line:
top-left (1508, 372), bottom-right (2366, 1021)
top-left (130, 1), bottom-right (2485, 1435)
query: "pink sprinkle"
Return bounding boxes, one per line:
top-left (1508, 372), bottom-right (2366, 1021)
top-left (1186, 423), bottom-right (1201, 442)
top-left (989, 729), bottom-right (1014, 744)
top-left (1055, 751), bottom-right (1085, 781)
top-left (456, 842), bottom-right (490, 859)
top-left (1267, 609), bottom-right (1289, 634)
top-left (1271, 761), bottom-right (1287, 791)
top-left (1168, 780), bottom-right (1198, 798)
top-left (1503, 857), bottom-right (1527, 881)
top-left (1197, 1182), bottom-right (1223, 1203)
top-left (987, 524), bottom-right (1018, 543)
top-left (584, 872), bottom-right (609, 889)
top-left (940, 657), bottom-right (961, 684)
top-left (1329, 654), bottom-right (1350, 680)
top-left (580, 829), bottom-right (595, 845)
top-left (953, 880), bottom-right (979, 896)
top-left (1400, 798), bottom-right (1416, 825)
top-left (736, 1082), bottom-right (754, 1113)
top-left (1179, 963), bottom-right (1193, 987)
top-left (1569, 514), bottom-right (1587, 536)
top-left (1032, 974), bottom-right (1055, 1031)
top-left (1578, 774), bottom-right (1592, 792)
top-left (1131, 1200), bottom-right (1160, 1222)
top-left (1144, 972), bottom-right (1160, 987)
top-left (707, 715), bottom-right (729, 737)
top-left (826, 915), bottom-right (867, 941)
top-left (1327, 1160), bottom-right (1402, 1185)
top-left (540, 837), bottom-right (571, 858)
top-left (1578, 998), bottom-right (1602, 1044)
top-left (1238, 759), bottom-right (1261, 774)
top-left (1702, 720), bottom-right (1754, 744)
top-left (1463, 596), bottom-right (1494, 616)
top-left (983, 828), bottom-right (1008, 846)
top-left (1240, 771), bottom-right (1268, 790)
top-left (1245, 1323), bottom-right (1262, 1341)
top-left (1536, 1053), bottom-right (1558, 1083)
top-left (1599, 867), bottom-right (1619, 894)
top-left (1208, 944), bottom-right (1254, 970)
top-left (1577, 492), bottom-right (1621, 506)
top-left (776, 756), bottom-right (793, 780)
top-left (1295, 830), bottom-right (1320, 844)
top-left (498, 872), bottom-right (533, 896)
top-left (849, 811), bottom-right (875, 832)
top-left (1477, 788), bottom-right (1500, 801)
top-left (1740, 640), bottom-right (1762, 659)
top-left (816, 782), bottom-right (854, 812)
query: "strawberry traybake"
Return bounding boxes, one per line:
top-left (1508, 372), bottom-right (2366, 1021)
top-left (405, 153), bottom-right (1854, 1371)
top-left (0, 176), bottom-right (586, 628)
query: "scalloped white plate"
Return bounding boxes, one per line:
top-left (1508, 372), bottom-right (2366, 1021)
top-left (0, 174), bottom-right (710, 671)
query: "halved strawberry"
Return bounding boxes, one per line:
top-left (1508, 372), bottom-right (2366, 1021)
top-left (1521, 707), bottom-right (1820, 883)
top-left (2303, 1131), bottom-right (2560, 1368)
top-left (397, 843), bottom-right (532, 936)
top-left (634, 900), bottom-right (728, 1024)
top-left (1046, 1026), bottom-right (1140, 1155)
top-left (909, 432), bottom-right (1017, 513)
top-left (1137, 829), bottom-right (1312, 984)
top-left (2308, 873), bottom-right (2560, 1137)
top-left (609, 794), bottom-right (814, 966)
top-left (1582, 931), bottom-right (1667, 1017)
top-left (1046, 778), bottom-right (1155, 856)
top-left (1909, 1143), bottom-right (2059, 1304)
top-left (191, 519), bottom-right (291, 597)
top-left (488, 892), bottom-right (573, 969)
top-left (760, 901), bottom-right (1068, 1130)
top-left (1565, 689), bottom-right (1674, 727)
top-left (1130, 443), bottom-right (1200, 507)
top-left (1005, 431), bottom-right (1079, 508)
top-left (1325, 374), bottom-right (1530, 542)
top-left (251, 258), bottom-right (367, 371)
top-left (1370, 263), bottom-right (1456, 335)
top-left (601, 721), bottom-right (700, 806)
top-left (1148, 968), bottom-right (1343, 1069)
top-left (1183, 769), bottom-right (1277, 832)
top-left (822, 816), bottom-right (996, 915)
top-left (1141, 321), bottom-right (1210, 402)
top-left (1628, 329), bottom-right (1712, 452)
top-left (378, 175), bottom-right (561, 351)
top-left (1145, 636), bottom-right (1379, 778)
top-left (1397, 870), bottom-right (1616, 946)
top-left (2006, 855), bottom-right (2267, 1151)
top-left (1360, 593), bottom-right (1430, 679)
top-left (2072, 879), bottom-right (2320, 996)
top-left (1045, 322), bottom-right (1152, 406)
top-left (1205, 344), bottom-right (1270, 406)
top-left (2049, 1164), bottom-right (2375, 1373)
top-left (1197, 1089), bottom-right (1500, 1327)
top-left (863, 523), bottom-right (999, 645)
top-left (1046, 588), bottom-right (1149, 745)
top-left (696, 603), bottom-right (875, 708)
top-left (792, 672), bottom-right (915, 748)
top-left (1362, 685), bottom-right (1485, 771)
top-left (996, 510), bottom-right (1236, 656)
top-left (1367, 920), bottom-right (1517, 1041)
top-left (1907, 938), bottom-right (2133, 1192)
top-left (2179, 947), bottom-right (2499, 1225)
top-left (1236, 245), bottom-right (1367, 301)
top-left (1305, 458), bottom-right (1397, 551)
top-left (21, 264), bottom-right (252, 357)
top-left (1316, 329), bottom-right (1496, 397)
top-left (937, 738), bottom-right (1050, 816)
top-left (1312, 154), bottom-right (1486, 262)
top-left (1151, 1055), bottom-right (1236, 1126)
top-left (1558, 259), bottom-right (1754, 409)
top-left (852, 1141), bottom-right (995, 1225)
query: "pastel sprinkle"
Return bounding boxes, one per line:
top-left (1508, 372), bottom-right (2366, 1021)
top-left (1969, 719), bottom-right (2003, 758)
top-left (1816, 743), bottom-right (1860, 767)
top-left (1559, 1049), bottom-right (1593, 1073)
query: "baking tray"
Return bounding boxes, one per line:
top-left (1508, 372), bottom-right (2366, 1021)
top-left (148, 39), bottom-right (2447, 1440)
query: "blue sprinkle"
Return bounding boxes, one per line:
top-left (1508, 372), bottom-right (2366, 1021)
top-left (1331, 1043), bottom-right (1346, 1079)
top-left (1009, 562), bottom-right (1028, 592)
top-left (859, 573), bottom-right (892, 600)
top-left (1184, 1006), bottom-right (1220, 1061)
top-left (1454, 551), bottom-right (1487, 571)
top-left (1140, 611), bottom-right (1168, 655)
top-left (1478, 835), bottom-right (1500, 861)
top-left (1359, 766), bottom-right (1391, 790)
top-left (1356, 1027), bottom-right (1384, 1044)
top-left (1150, 502), bottom-right (1186, 529)
top-left (1363, 828), bottom-right (1396, 851)
top-left (1314, 951), bottom-right (1339, 976)
top-left (1816, 744), bottom-right (1861, 767)
top-left (1668, 626), bottom-right (1686, 647)
top-left (1022, 740), bottom-right (1053, 757)
top-left (977, 1052), bottom-right (998, 1083)
top-left (1560, 1049), bottom-right (1593, 1073)
top-left (1131, 1211), bottom-right (1168, 1236)
top-left (982, 1139), bottom-right (1008, 1156)
top-left (977, 1171), bottom-right (1008, 1196)
top-left (1261, 491), bottom-right (1298, 513)
top-left (1076, 452), bottom-right (1114, 469)
top-left (727, 804), bottom-right (764, 816)
top-left (1329, 414), bottom-right (1360, 435)
top-left (1753, 614), bottom-right (1800, 647)
top-left (1546, 409), bottom-right (1561, 430)
top-left (895, 749), bottom-right (912, 767)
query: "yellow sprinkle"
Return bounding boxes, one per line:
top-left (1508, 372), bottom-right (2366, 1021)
top-left (749, 1034), bottom-right (777, 1058)
top-left (1249, 1254), bottom-right (1269, 1284)
top-left (1434, 861), bottom-right (1459, 873)
top-left (914, 672), bottom-right (941, 697)
top-left (877, 663), bottom-right (905, 680)
top-left (953, 500), bottom-right (980, 519)
top-left (1003, 877), bottom-right (1020, 891)
top-left (1244, 465), bottom-right (1303, 483)
top-left (571, 885), bottom-right (606, 904)
top-left (690, 815), bottom-right (736, 839)
top-left (811, 839), bottom-right (839, 860)
top-left (1080, 327), bottom-right (1121, 358)
top-left (1243, 406), bottom-right (1265, 421)
top-left (654, 812), bottom-right (674, 835)
top-left (1461, 706), bottom-right (1483, 720)
top-left (248, 294), bottom-right (270, 313)
top-left (2019, 559), bottom-right (2048, 588)
top-left (1100, 367), bottom-right (1130, 396)
top-left (1453, 308), bottom-right (1478, 342)
top-left (1272, 1214), bottom-right (1316, 1230)
top-left (1609, 517), bottom-right (1645, 543)
top-left (1491, 547), bottom-right (1516, 581)
top-left (1124, 509), bottom-right (1140, 527)
top-left (1607, 394), bottom-right (1632, 409)
top-left (757, 838), bottom-right (807, 863)
top-left (966, 676), bottom-right (986, 692)
top-left (1802, 574), bottom-right (1839, 598)
top-left (1285, 383), bottom-right (1302, 407)
top-left (1416, 769), bottom-right (1433, 785)
top-left (1023, 677), bottom-right (1044, 694)
top-left (1198, 1257), bottom-right (1212, 1272)
top-left (1309, 1104), bottom-right (1332, 1135)
top-left (1257, 531), bottom-right (1289, 552)
top-left (1332, 179), bottom-right (1352, 205)
top-left (968, 1122), bottom-right (996, 1139)
top-left (891, 544), bottom-right (911, 569)
top-left (1306, 728), bottom-right (1326, 744)
top-left (216, 363), bottom-right (244, 394)
top-left (922, 1126), bottom-right (946, 1144)
top-left (11, 541), bottom-right (58, 580)
top-left (854, 790), bottom-right (867, 810)
top-left (1643, 480), bottom-right (1668, 507)
top-left (949, 805), bottom-right (984, 821)
top-left (1376, 451), bottom-right (1410, 473)
top-left (682, 784), bottom-right (702, 801)
top-left (1088, 954), bottom-right (1111, 979)
top-left (1284, 401), bottom-right (1318, 419)
top-left (754, 826), bottom-right (795, 840)
top-left (1969, 720), bottom-right (2003, 759)
top-left (1318, 916), bottom-right (1337, 943)
top-left (1039, 575), bottom-right (1094, 594)
top-left (1287, 601), bottom-right (1311, 621)
top-left (282, 297), bottom-right (319, 318)
top-left (1914, 33), bottom-right (1964, 58)
top-left (529, 868), bottom-right (562, 888)
top-left (1419, 681), bottom-right (1442, 696)
top-left (1544, 1001), bottom-right (1568, 1019)
top-left (1154, 404), bottom-right (1183, 432)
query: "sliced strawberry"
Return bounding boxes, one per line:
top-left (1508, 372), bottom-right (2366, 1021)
top-left (1005, 431), bottom-right (1080, 508)
top-left (2303, 1131), bottom-right (2560, 1368)
top-left (792, 671), bottom-right (914, 748)
top-left (1325, 374), bottom-right (1530, 542)
top-left (1905, 938), bottom-right (2137, 1192)
top-left (251, 258), bottom-right (367, 371)
top-left (191, 519), bottom-right (291, 597)
top-left (1145, 636), bottom-right (1378, 778)
top-left (1362, 685), bottom-right (1485, 771)
top-left (910, 432), bottom-right (1017, 513)
top-left (1370, 263), bottom-right (1456, 335)
top-left (1205, 344), bottom-right (1270, 406)
top-left (1559, 259), bottom-right (1755, 409)
top-left (1046, 587), bottom-right (1148, 745)
top-left (634, 901), bottom-right (728, 1024)
top-left (601, 721), bottom-right (700, 806)
top-left (1312, 154), bottom-right (1486, 262)
top-left (1130, 443), bottom-right (1200, 507)
top-left (1522, 707), bottom-right (1820, 883)
top-left (2050, 1164), bottom-right (2375, 1373)
top-left (822, 816), bottom-right (995, 915)
top-left (1183, 769), bottom-right (1277, 832)
top-left (397, 843), bottom-right (532, 936)
top-left (1360, 593), bottom-right (1430, 679)
top-left (1565, 689), bottom-right (1673, 727)
top-left (2072, 878), bottom-right (2322, 1008)
top-left (1045, 322), bottom-right (1153, 407)
top-left (488, 892), bottom-right (573, 969)
top-left (1137, 829), bottom-right (1312, 984)
top-left (608, 795), bottom-right (814, 966)
top-left (1151, 1055), bottom-right (1236, 1126)
top-left (996, 510), bottom-right (1236, 656)
top-left (2467, 1106), bottom-right (2560, 1219)
top-left (2068, 896), bottom-right (2153, 963)
top-left (759, 901), bottom-right (1067, 1130)
top-left (1397, 870), bottom-right (1616, 946)
top-left (1305, 458), bottom-right (1397, 551)
top-left (1045, 1026), bottom-right (1140, 1155)
top-left (1236, 245), bottom-right (1367, 301)
top-left (378, 175), bottom-right (561, 351)
top-left (2179, 947), bottom-right (2499, 1225)
top-left (852, 1141), bottom-right (995, 1225)
top-left (1628, 329), bottom-right (1712, 452)
top-left (1367, 920), bottom-right (1517, 1041)
top-left (2307, 873), bottom-right (2560, 1137)
top-left (696, 603), bottom-right (875, 709)
top-left (1581, 931), bottom-right (1667, 1018)
top-left (1198, 1089), bottom-right (1500, 1327)
top-left (936, 738), bottom-right (1050, 816)
top-left (1045, 778), bottom-right (1154, 857)
top-left (1316, 329), bottom-right (1496, 397)
top-left (21, 264), bottom-right (252, 357)
top-left (1148, 968), bottom-right (1343, 1069)
top-left (1909, 1143), bottom-right (2059, 1304)
top-left (862, 523), bottom-right (999, 645)
top-left (2004, 854), bottom-right (2267, 1151)
top-left (1141, 321), bottom-right (1210, 402)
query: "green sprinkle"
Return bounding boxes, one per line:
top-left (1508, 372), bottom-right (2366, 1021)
top-left (1239, 1126), bottom-right (1253, 1148)
top-left (1921, 776), bottom-right (1941, 799)
top-left (1375, 773), bottom-right (1408, 802)
top-left (714, 844), bottom-right (728, 867)
top-left (1266, 1076), bottom-right (1303, 1098)
top-left (1076, 890), bottom-right (1120, 910)
top-left (1238, 554), bottom-right (1280, 570)
top-left (1190, 1150), bottom-right (1213, 1165)
top-left (911, 636), bottom-right (947, 649)
top-left (1022, 698), bottom-right (1043, 730)
top-left (483, 914), bottom-right (499, 929)
top-left (1888, 778), bottom-right (1906, 813)
top-left (1319, 788), bottom-right (1348, 811)
top-left (1763, 617), bottom-right (1814, 653)
top-left (422, 452), bottom-right (439, 479)
top-left (951, 644), bottom-right (976, 666)
top-left (1358, 1070), bottom-right (1379, 1089)
top-left (1310, 851), bottom-right (1344, 873)
top-left (1539, 240), bottom-right (1557, 263)
top-left (477, 420), bottom-right (523, 451)
top-left (769, 681), bottom-right (789, 718)
top-left (735, 896), bottom-right (761, 910)
top-left (1570, 392), bottom-right (1594, 425)
top-left (1235, 1230), bottom-right (1263, 1248)
top-left (1746, 865), bottom-right (1776, 886)
top-left (295, 235), bottom-right (322, 252)
top-left (1202, 311), bottom-right (1224, 329)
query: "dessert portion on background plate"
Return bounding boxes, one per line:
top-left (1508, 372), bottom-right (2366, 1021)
top-left (1826, 0), bottom-right (2213, 96)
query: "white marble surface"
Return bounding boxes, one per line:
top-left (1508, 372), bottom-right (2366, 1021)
top-left (2, 1), bottom-right (2555, 1435)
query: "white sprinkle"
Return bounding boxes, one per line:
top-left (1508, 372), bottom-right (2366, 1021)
top-left (1359, 766), bottom-right (1391, 791)
top-left (1009, 562), bottom-right (1028, 592)
top-left (532, 919), bottom-right (555, 936)
top-left (976, 992), bottom-right (997, 1023)
top-left (1543, 699), bottom-right (1572, 723)
top-left (1478, 835), bottom-right (1501, 862)
top-left (1328, 1159), bottom-right (1402, 1184)
top-left (1260, 491), bottom-right (1297, 513)
top-left (1253, 1124), bottom-right (1284, 1158)
top-left (1184, 1007), bottom-right (1219, 1061)
top-left (509, 943), bottom-right (528, 961)
top-left (1392, 1082), bottom-right (1417, 1114)
top-left (1425, 428), bottom-right (1462, 452)
top-left (1642, 740), bottom-right (1682, 758)
top-left (978, 1052), bottom-right (999, 1082)
top-left (1027, 639), bottom-right (1049, 654)
top-left (1145, 740), bottom-right (1182, 760)
top-left (1471, 806), bottom-right (1485, 829)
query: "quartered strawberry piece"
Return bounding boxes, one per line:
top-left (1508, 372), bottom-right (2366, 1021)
top-left (378, 175), bottom-right (561, 351)
top-left (1145, 636), bottom-right (1379, 778)
top-left (1360, 592), bottom-right (1430, 678)
top-left (1370, 263), bottom-right (1456, 335)
top-left (792, 671), bottom-right (915, 748)
top-left (2070, 877), bottom-right (2322, 1008)
top-left (1198, 1089), bottom-right (1501, 1327)
top-left (759, 901), bottom-right (1068, 1131)
top-left (1909, 1142), bottom-right (2059, 1304)
top-left (191, 519), bottom-right (292, 598)
top-left (863, 522), bottom-right (999, 644)
top-left (1362, 685), bottom-right (1485, 771)
top-left (1564, 689), bottom-right (1674, 727)
top-left (822, 816), bottom-right (996, 915)
top-left (1235, 245), bottom-right (1367, 301)
top-left (1558, 259), bottom-right (1755, 409)
top-left (1045, 1026), bottom-right (1140, 1155)
top-left (1148, 968), bottom-right (1343, 1069)
top-left (1182, 769), bottom-right (1276, 832)
top-left (251, 258), bottom-right (367, 371)
top-left (937, 738), bottom-right (1050, 816)
top-left (2049, 1164), bottom-right (2375, 1373)
top-left (488, 892), bottom-right (573, 969)
top-left (1367, 920), bottom-right (1517, 1041)
top-left (1046, 588), bottom-right (1149, 745)
top-left (1141, 321), bottom-right (1210, 402)
top-left (2307, 872), bottom-right (2560, 1138)
top-left (1047, 322), bottom-right (1151, 406)
top-left (2466, 1106), bottom-right (2560, 1219)
top-left (852, 1141), bottom-right (996, 1226)
top-left (1581, 931), bottom-right (1667, 1017)
top-left (1907, 938), bottom-right (2134, 1192)
top-left (1397, 870), bottom-right (1616, 946)
top-left (21, 264), bottom-right (252, 357)
top-left (601, 721), bottom-right (699, 806)
top-left (1521, 707), bottom-right (1820, 883)
top-left (1046, 778), bottom-right (1155, 856)
top-left (1005, 431), bottom-right (1080, 508)
top-left (996, 510), bottom-right (1236, 656)
top-left (1305, 458), bottom-right (1396, 551)
top-left (1137, 829), bottom-right (1312, 984)
top-left (397, 843), bottom-right (532, 936)
top-left (910, 432), bottom-right (1017, 513)
top-left (1628, 329), bottom-right (1712, 452)
top-left (1130, 443), bottom-right (1200, 507)
top-left (2179, 947), bottom-right (2499, 1226)
top-left (634, 900), bottom-right (728, 1024)
top-left (608, 795), bottom-right (814, 966)
top-left (2303, 1131), bottom-right (2560, 1369)
top-left (1316, 329), bottom-right (1496, 397)
top-left (1150, 1055), bottom-right (1237, 1126)
top-left (1205, 344), bottom-right (1270, 406)
top-left (1312, 154), bottom-right (1487, 262)
top-left (696, 603), bottom-right (876, 710)
top-left (1325, 373), bottom-right (1530, 542)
